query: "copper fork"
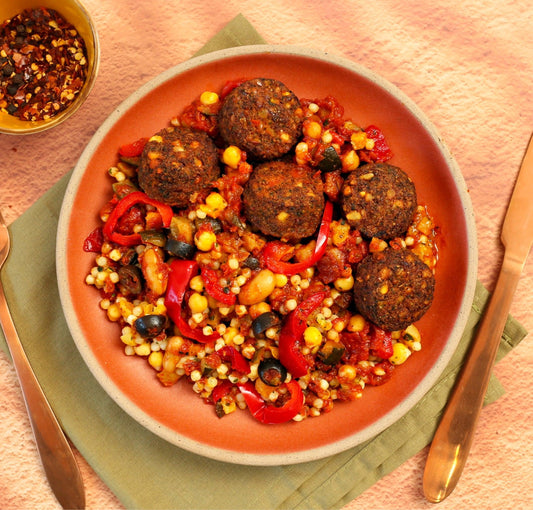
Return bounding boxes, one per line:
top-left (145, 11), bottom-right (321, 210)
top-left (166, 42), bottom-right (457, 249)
top-left (0, 209), bottom-right (85, 509)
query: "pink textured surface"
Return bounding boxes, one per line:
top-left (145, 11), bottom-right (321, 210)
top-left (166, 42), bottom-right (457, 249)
top-left (0, 1), bottom-right (532, 509)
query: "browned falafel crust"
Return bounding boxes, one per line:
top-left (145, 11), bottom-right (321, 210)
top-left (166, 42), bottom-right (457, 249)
top-left (242, 160), bottom-right (325, 242)
top-left (341, 162), bottom-right (417, 240)
top-left (218, 78), bottom-right (303, 160)
top-left (353, 248), bottom-right (435, 331)
top-left (137, 126), bottom-right (220, 208)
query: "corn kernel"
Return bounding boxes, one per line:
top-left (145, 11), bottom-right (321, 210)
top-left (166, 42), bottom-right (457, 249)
top-left (334, 274), bottom-right (354, 291)
top-left (148, 351), bottom-right (163, 370)
top-left (222, 145), bottom-right (242, 169)
top-left (338, 364), bottom-right (357, 380)
top-left (106, 303), bottom-right (121, 322)
top-left (277, 211), bottom-right (289, 222)
top-left (190, 370), bottom-right (202, 382)
top-left (350, 131), bottom-right (368, 150)
top-left (188, 292), bottom-right (208, 313)
top-left (248, 301), bottom-right (271, 319)
top-left (295, 141), bottom-right (309, 165)
top-left (109, 249), bottom-right (122, 261)
top-left (403, 324), bottom-right (421, 343)
top-left (134, 342), bottom-right (151, 356)
top-left (347, 314), bottom-right (366, 332)
top-left (304, 326), bottom-right (323, 348)
top-left (321, 131), bottom-right (333, 144)
top-left (389, 342), bottom-right (412, 365)
top-left (223, 327), bottom-right (238, 343)
top-left (120, 327), bottom-right (136, 346)
top-left (275, 274), bottom-right (288, 287)
top-left (369, 237), bottom-right (388, 253)
top-left (285, 299), bottom-right (298, 312)
top-left (205, 192), bottom-right (227, 213)
top-left (346, 210), bottom-right (362, 222)
top-left (195, 230), bottom-right (217, 251)
top-left (200, 91), bottom-right (219, 105)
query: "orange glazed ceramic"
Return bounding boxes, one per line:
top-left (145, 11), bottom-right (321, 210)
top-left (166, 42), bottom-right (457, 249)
top-left (57, 46), bottom-right (477, 465)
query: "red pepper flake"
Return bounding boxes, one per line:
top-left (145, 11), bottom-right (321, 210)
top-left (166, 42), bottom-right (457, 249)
top-left (0, 7), bottom-right (88, 121)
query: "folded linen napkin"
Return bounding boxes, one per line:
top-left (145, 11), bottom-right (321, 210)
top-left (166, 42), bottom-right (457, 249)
top-left (0, 14), bottom-right (527, 510)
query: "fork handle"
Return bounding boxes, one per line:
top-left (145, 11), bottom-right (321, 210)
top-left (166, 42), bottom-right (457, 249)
top-left (0, 283), bottom-right (85, 509)
top-left (422, 252), bottom-right (522, 502)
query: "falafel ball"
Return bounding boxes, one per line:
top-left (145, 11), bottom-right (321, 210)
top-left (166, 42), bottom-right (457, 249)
top-left (353, 248), bottom-right (435, 331)
top-left (218, 78), bottom-right (303, 160)
top-left (137, 126), bottom-right (220, 208)
top-left (243, 160), bottom-right (324, 242)
top-left (342, 162), bottom-right (417, 240)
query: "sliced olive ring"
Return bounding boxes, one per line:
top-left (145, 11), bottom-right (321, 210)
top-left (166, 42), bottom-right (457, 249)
top-left (251, 311), bottom-right (280, 337)
top-left (134, 314), bottom-right (167, 338)
top-left (117, 265), bottom-right (143, 296)
top-left (258, 358), bottom-right (288, 387)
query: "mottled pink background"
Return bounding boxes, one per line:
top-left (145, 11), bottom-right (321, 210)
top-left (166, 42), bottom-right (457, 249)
top-left (1, 1), bottom-right (532, 509)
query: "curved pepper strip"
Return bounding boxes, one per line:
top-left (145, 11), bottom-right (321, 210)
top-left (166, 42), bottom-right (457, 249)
top-left (165, 259), bottom-right (220, 344)
top-left (118, 137), bottom-right (148, 158)
top-left (201, 267), bottom-right (236, 306)
top-left (261, 201), bottom-right (333, 276)
top-left (278, 291), bottom-right (328, 378)
top-left (218, 345), bottom-right (249, 374)
top-left (103, 191), bottom-right (174, 246)
top-left (211, 380), bottom-right (234, 403)
top-left (237, 380), bottom-right (304, 424)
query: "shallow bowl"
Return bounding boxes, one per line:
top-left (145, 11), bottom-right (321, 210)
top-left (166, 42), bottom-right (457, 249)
top-left (57, 45), bottom-right (477, 465)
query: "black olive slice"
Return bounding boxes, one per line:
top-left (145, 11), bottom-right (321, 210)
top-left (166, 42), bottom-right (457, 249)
top-left (258, 358), bottom-right (288, 387)
top-left (117, 265), bottom-right (143, 296)
top-left (251, 311), bottom-right (280, 337)
top-left (134, 314), bottom-right (167, 338)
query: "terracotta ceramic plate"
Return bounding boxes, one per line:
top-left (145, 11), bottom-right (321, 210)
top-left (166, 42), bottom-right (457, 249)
top-left (57, 45), bottom-right (477, 465)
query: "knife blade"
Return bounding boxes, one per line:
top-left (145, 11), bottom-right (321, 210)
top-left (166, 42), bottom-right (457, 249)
top-left (423, 132), bottom-right (533, 502)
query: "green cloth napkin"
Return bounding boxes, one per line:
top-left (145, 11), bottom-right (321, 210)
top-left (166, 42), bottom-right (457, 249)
top-left (0, 14), bottom-right (528, 510)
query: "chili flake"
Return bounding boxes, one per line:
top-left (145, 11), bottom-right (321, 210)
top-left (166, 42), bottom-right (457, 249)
top-left (0, 7), bottom-right (88, 121)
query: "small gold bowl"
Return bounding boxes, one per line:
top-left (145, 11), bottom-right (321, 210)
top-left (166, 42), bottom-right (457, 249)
top-left (0, 0), bottom-right (99, 134)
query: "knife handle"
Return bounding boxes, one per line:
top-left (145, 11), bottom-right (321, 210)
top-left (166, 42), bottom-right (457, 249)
top-left (423, 253), bottom-right (522, 502)
top-left (0, 284), bottom-right (85, 510)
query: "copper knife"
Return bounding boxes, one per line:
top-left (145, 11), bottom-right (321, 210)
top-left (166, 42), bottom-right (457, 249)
top-left (423, 132), bottom-right (533, 502)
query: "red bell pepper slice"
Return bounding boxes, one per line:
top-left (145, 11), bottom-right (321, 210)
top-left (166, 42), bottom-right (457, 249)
top-left (165, 259), bottom-right (220, 344)
top-left (201, 267), bottom-right (236, 306)
top-left (261, 201), bottom-right (333, 276)
top-left (103, 191), bottom-right (173, 246)
top-left (219, 78), bottom-right (247, 99)
top-left (217, 345), bottom-right (249, 374)
top-left (83, 226), bottom-right (104, 253)
top-left (364, 125), bottom-right (393, 161)
top-left (278, 291), bottom-right (328, 378)
top-left (211, 380), bottom-right (234, 403)
top-left (118, 137), bottom-right (148, 158)
top-left (237, 380), bottom-right (304, 424)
